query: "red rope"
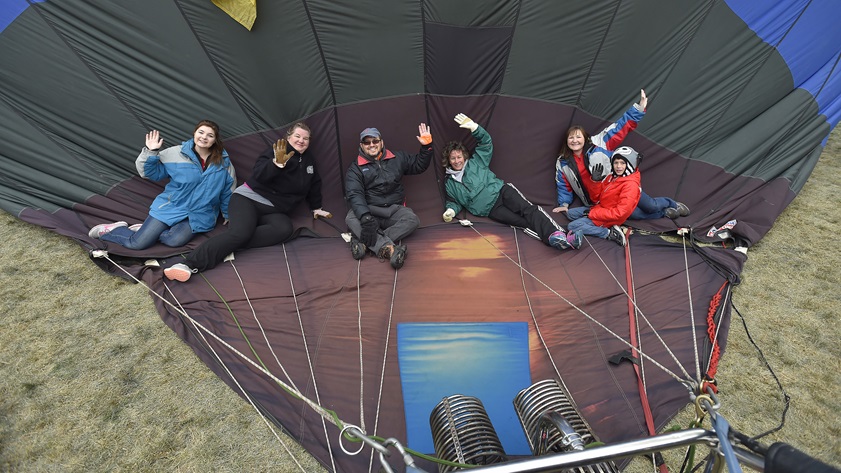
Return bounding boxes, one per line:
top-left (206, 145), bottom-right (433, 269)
top-left (703, 281), bottom-right (728, 392)
top-left (623, 228), bottom-right (669, 473)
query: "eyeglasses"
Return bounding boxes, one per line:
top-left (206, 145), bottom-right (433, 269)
top-left (361, 138), bottom-right (381, 146)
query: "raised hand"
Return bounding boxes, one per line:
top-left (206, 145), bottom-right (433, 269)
top-left (416, 123), bottom-right (432, 145)
top-left (591, 163), bottom-right (606, 181)
top-left (146, 130), bottom-right (163, 150)
top-left (454, 113), bottom-right (478, 132)
top-left (639, 89), bottom-right (648, 110)
top-left (273, 139), bottom-right (294, 167)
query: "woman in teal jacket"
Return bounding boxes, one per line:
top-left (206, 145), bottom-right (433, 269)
top-left (88, 119), bottom-right (236, 249)
top-left (442, 113), bottom-right (579, 250)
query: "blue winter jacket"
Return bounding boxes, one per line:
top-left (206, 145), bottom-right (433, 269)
top-left (555, 103), bottom-right (644, 207)
top-left (136, 139), bottom-right (236, 233)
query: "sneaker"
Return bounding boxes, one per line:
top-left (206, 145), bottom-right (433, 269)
top-left (664, 207), bottom-right (680, 219)
top-left (607, 225), bottom-right (627, 247)
top-left (128, 223), bottom-right (143, 232)
top-left (548, 230), bottom-right (571, 250)
top-left (350, 235), bottom-right (367, 260)
top-left (566, 231), bottom-right (582, 249)
top-left (88, 221), bottom-right (127, 238)
top-left (164, 263), bottom-right (195, 282)
top-left (676, 202), bottom-right (690, 216)
top-left (390, 244), bottom-right (407, 270)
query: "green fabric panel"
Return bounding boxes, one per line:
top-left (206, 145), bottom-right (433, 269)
top-left (503, 0), bottom-right (611, 104)
top-left (307, 0), bottom-right (423, 104)
top-left (423, 0), bottom-right (518, 26)
top-left (178, 0), bottom-right (333, 131)
top-left (38, 1), bottom-right (254, 138)
top-left (0, 5), bottom-right (142, 214)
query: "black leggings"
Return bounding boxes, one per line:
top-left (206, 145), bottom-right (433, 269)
top-left (185, 193), bottom-right (293, 272)
top-left (488, 183), bottom-right (561, 243)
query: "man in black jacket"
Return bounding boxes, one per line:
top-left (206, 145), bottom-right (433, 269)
top-left (345, 124), bottom-right (433, 269)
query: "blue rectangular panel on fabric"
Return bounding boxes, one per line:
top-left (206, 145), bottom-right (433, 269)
top-left (397, 322), bottom-right (532, 455)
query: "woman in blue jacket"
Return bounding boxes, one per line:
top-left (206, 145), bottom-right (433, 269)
top-left (88, 120), bottom-right (236, 250)
top-left (164, 122), bottom-right (332, 282)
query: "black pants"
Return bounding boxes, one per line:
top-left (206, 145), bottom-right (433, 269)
top-left (488, 183), bottom-right (561, 244)
top-left (186, 193), bottom-right (293, 271)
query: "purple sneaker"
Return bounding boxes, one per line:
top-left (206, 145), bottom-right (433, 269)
top-left (566, 231), bottom-right (581, 249)
top-left (548, 230), bottom-right (571, 250)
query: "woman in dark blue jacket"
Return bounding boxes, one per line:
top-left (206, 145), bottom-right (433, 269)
top-left (89, 120), bottom-right (236, 249)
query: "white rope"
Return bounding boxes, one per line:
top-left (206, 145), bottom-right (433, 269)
top-left (464, 226), bottom-right (692, 386)
top-left (511, 228), bottom-right (567, 389)
top-left (580, 231), bottom-right (695, 382)
top-left (355, 260), bottom-right (366, 436)
top-left (681, 233), bottom-right (702, 383)
top-left (368, 265), bottom-right (399, 473)
top-left (95, 252), bottom-right (308, 470)
top-left (162, 281), bottom-right (308, 472)
top-left (281, 244), bottom-right (338, 473)
top-left (229, 260), bottom-right (302, 394)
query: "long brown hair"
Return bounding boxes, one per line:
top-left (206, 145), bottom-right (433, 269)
top-left (558, 125), bottom-right (591, 160)
top-left (193, 119), bottom-right (225, 166)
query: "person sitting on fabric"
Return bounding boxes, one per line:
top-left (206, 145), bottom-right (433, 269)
top-left (164, 122), bottom-right (331, 282)
top-left (89, 120), bottom-right (236, 249)
top-left (566, 146), bottom-right (645, 247)
top-left (345, 124), bottom-right (433, 269)
top-left (552, 89), bottom-right (690, 219)
top-left (441, 113), bottom-right (580, 250)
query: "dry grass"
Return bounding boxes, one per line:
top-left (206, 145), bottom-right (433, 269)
top-left (1, 128), bottom-right (839, 472)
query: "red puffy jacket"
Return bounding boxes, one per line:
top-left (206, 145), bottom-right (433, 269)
top-left (587, 171), bottom-right (641, 227)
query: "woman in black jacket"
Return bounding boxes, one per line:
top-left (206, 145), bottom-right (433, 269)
top-left (165, 122), bottom-right (332, 282)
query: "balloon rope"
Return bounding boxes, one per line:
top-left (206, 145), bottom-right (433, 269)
top-left (681, 234), bottom-right (701, 383)
top-left (280, 244), bottom-right (338, 472)
top-left (162, 282), bottom-right (310, 472)
top-left (511, 228), bottom-right (568, 388)
top-left (463, 226), bottom-right (692, 386)
top-left (367, 262), bottom-right (400, 473)
top-left (92, 252), bottom-right (309, 471)
top-left (92, 252), bottom-right (465, 470)
top-left (582, 232), bottom-right (694, 382)
top-left (228, 259), bottom-right (302, 394)
top-left (355, 260), bottom-right (366, 436)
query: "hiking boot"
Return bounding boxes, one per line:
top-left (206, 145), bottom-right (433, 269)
top-left (390, 244), bottom-right (407, 270)
top-left (664, 207), bottom-right (680, 219)
top-left (676, 202), bottom-right (690, 216)
top-left (607, 225), bottom-right (627, 247)
top-left (88, 221), bottom-right (127, 238)
top-left (128, 223), bottom-right (143, 232)
top-left (377, 244), bottom-right (393, 262)
top-left (350, 235), bottom-right (367, 260)
top-left (548, 230), bottom-right (570, 250)
top-left (164, 263), bottom-right (195, 282)
top-left (566, 231), bottom-right (582, 249)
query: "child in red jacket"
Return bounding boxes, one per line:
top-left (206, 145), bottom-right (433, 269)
top-left (565, 147), bottom-right (642, 246)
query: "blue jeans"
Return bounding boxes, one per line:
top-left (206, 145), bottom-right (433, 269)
top-left (630, 192), bottom-right (677, 220)
top-left (100, 215), bottom-right (195, 249)
top-left (566, 207), bottom-right (609, 238)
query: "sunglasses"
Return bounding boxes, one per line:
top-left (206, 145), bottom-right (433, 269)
top-left (361, 138), bottom-right (381, 145)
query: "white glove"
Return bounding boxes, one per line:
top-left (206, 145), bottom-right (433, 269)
top-left (454, 113), bottom-right (479, 132)
top-left (443, 208), bottom-right (456, 223)
top-left (312, 208), bottom-right (333, 219)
